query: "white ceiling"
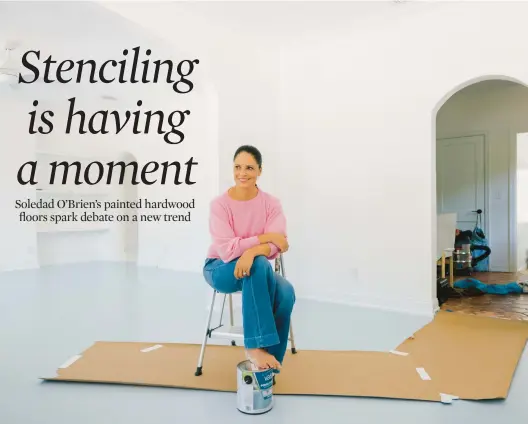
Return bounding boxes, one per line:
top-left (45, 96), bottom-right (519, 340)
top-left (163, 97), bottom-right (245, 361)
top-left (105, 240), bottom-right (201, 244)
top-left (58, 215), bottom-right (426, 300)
top-left (98, 1), bottom-right (395, 40)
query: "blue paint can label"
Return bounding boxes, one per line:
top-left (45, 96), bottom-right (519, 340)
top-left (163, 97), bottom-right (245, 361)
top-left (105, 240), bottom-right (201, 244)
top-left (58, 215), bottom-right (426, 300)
top-left (254, 368), bottom-right (274, 396)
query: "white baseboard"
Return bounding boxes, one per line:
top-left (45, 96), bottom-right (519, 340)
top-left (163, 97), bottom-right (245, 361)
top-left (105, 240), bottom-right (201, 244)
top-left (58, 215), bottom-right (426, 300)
top-left (432, 298), bottom-right (440, 315)
top-left (490, 266), bottom-right (510, 273)
top-left (297, 293), bottom-right (436, 318)
top-left (205, 291), bottom-right (436, 319)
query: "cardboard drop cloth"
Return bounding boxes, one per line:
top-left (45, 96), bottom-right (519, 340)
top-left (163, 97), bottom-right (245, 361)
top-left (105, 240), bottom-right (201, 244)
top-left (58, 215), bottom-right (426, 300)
top-left (41, 311), bottom-right (528, 403)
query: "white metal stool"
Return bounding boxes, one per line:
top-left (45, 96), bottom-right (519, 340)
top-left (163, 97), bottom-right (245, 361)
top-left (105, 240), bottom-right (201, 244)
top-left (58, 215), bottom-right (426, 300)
top-left (195, 253), bottom-right (297, 376)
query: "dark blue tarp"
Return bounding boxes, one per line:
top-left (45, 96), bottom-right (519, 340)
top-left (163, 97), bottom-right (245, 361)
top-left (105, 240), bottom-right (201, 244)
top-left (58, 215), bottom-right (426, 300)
top-left (454, 278), bottom-right (522, 295)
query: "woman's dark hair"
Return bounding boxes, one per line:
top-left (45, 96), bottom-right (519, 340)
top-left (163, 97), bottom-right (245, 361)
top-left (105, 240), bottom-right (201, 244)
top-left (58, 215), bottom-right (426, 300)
top-left (233, 145), bottom-right (262, 168)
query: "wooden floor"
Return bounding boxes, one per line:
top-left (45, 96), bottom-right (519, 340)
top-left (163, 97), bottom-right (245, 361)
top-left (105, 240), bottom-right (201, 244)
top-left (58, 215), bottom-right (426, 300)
top-left (440, 270), bottom-right (528, 321)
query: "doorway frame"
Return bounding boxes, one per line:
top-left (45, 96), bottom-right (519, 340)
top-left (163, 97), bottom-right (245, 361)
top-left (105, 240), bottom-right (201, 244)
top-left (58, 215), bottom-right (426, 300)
top-left (509, 130), bottom-right (516, 273)
top-left (436, 129), bottom-right (527, 273)
top-left (509, 131), bottom-right (528, 273)
top-left (436, 131), bottom-right (490, 257)
top-left (431, 75), bottom-right (528, 313)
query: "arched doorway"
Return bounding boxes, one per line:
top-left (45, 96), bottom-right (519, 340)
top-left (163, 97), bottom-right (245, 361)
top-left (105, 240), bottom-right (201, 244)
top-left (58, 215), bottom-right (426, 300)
top-left (35, 147), bottom-right (140, 266)
top-left (433, 76), bottom-right (528, 319)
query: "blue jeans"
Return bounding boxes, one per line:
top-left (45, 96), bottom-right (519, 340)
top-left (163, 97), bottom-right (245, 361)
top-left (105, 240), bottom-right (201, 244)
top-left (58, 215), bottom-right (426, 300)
top-left (203, 255), bottom-right (296, 364)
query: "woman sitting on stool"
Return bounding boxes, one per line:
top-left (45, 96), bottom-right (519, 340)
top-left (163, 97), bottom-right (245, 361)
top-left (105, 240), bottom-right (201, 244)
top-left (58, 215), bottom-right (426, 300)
top-left (203, 145), bottom-right (295, 371)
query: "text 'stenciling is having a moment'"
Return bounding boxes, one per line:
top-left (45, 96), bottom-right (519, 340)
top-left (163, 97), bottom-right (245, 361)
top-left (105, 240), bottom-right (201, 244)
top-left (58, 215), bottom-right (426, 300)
top-left (16, 46), bottom-right (200, 187)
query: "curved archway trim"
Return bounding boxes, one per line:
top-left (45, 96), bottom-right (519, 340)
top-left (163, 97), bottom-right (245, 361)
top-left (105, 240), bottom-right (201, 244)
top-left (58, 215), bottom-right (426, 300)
top-left (430, 74), bottom-right (528, 312)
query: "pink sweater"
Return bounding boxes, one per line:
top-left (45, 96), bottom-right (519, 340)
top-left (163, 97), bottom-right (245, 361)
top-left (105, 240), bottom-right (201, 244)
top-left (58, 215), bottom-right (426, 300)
top-left (206, 189), bottom-right (287, 262)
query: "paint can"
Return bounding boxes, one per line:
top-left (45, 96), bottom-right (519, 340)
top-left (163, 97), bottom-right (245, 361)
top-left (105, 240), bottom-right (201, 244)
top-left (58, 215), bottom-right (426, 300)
top-left (236, 360), bottom-right (274, 414)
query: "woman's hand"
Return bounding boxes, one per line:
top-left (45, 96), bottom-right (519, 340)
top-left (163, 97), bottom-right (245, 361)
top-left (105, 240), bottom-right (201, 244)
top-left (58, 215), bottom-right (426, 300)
top-left (234, 252), bottom-right (255, 279)
top-left (265, 233), bottom-right (289, 252)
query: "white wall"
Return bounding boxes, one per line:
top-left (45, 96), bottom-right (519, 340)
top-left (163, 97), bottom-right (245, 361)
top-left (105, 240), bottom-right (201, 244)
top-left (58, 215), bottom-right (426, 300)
top-left (0, 2), bottom-right (218, 273)
top-left (517, 133), bottom-right (528, 271)
top-left (99, 1), bottom-right (284, 195)
top-left (436, 81), bottom-right (528, 272)
top-left (4, 1), bottom-right (528, 317)
top-left (275, 1), bottom-right (528, 315)
top-left (0, 82), bottom-right (39, 271)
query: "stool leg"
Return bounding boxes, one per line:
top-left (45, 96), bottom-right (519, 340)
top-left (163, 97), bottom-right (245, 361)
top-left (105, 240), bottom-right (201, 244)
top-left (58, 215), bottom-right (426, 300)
top-left (289, 321), bottom-right (297, 354)
top-left (195, 290), bottom-right (217, 376)
top-left (229, 293), bottom-right (236, 346)
top-left (279, 254), bottom-right (286, 277)
top-left (279, 254), bottom-right (297, 354)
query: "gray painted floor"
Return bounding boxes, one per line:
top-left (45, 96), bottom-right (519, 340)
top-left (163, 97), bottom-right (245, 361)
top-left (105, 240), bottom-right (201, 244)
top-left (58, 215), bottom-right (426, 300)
top-left (1, 262), bottom-right (526, 424)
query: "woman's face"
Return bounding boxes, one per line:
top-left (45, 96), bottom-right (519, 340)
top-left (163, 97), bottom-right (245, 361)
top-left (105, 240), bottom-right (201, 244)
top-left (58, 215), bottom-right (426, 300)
top-left (233, 151), bottom-right (261, 188)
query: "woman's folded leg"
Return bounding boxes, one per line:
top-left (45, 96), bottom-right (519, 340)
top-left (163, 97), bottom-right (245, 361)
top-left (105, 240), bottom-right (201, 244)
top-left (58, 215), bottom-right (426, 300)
top-left (203, 257), bottom-right (242, 294)
top-left (239, 256), bottom-right (282, 349)
top-left (266, 272), bottom-right (296, 365)
top-left (202, 256), bottom-right (281, 369)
